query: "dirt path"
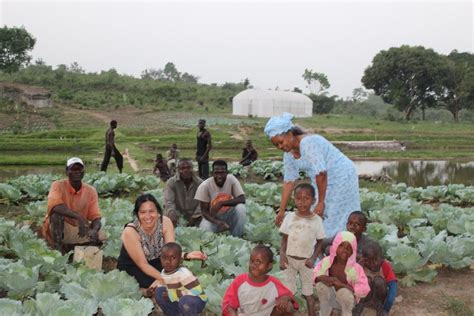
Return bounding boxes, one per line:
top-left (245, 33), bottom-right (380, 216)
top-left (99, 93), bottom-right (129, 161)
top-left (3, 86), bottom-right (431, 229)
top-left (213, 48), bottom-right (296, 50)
top-left (123, 148), bottom-right (139, 172)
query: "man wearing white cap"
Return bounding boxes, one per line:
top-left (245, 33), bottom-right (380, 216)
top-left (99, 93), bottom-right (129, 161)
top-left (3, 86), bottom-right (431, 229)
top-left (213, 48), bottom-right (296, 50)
top-left (41, 157), bottom-right (104, 253)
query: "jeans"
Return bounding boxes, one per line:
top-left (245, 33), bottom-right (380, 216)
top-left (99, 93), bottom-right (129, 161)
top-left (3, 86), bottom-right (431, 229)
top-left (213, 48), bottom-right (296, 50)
top-left (199, 204), bottom-right (246, 237)
top-left (155, 287), bottom-right (206, 316)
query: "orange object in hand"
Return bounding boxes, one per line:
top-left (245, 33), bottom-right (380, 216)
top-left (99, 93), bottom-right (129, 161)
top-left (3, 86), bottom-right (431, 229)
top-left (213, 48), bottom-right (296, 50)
top-left (211, 193), bottom-right (233, 214)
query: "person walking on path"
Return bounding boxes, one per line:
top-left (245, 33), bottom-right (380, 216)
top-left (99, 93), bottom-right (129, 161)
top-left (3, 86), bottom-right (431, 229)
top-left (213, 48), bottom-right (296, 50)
top-left (196, 119), bottom-right (212, 179)
top-left (264, 112), bottom-right (361, 238)
top-left (100, 120), bottom-right (123, 173)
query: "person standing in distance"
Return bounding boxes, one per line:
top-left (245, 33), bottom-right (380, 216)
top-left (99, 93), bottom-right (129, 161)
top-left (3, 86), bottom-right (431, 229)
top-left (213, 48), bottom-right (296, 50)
top-left (100, 119), bottom-right (123, 173)
top-left (196, 119), bottom-right (212, 179)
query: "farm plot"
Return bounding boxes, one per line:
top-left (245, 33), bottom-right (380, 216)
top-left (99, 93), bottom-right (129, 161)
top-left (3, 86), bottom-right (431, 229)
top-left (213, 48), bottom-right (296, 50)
top-left (0, 161), bottom-right (473, 315)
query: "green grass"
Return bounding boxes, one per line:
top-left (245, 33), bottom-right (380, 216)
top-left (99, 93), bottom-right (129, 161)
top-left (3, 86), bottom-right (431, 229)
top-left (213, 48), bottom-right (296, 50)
top-left (1, 109), bottom-right (474, 167)
top-left (444, 297), bottom-right (472, 316)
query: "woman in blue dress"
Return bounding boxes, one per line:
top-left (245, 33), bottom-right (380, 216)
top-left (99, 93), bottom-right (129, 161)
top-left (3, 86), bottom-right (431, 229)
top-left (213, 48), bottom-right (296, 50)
top-left (264, 112), bottom-right (360, 237)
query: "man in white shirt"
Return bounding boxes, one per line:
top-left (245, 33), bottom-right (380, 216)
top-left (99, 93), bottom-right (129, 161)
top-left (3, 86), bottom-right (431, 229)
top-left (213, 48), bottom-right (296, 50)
top-left (194, 160), bottom-right (246, 237)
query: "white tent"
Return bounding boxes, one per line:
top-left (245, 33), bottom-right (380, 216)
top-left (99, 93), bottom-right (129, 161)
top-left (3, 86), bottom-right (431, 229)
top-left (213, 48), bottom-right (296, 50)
top-left (232, 89), bottom-right (313, 118)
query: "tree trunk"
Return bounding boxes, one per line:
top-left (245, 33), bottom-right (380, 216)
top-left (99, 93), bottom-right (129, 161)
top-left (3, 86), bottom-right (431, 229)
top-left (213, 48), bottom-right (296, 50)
top-left (450, 100), bottom-right (460, 122)
top-left (421, 106), bottom-right (425, 121)
top-left (405, 104), bottom-right (414, 121)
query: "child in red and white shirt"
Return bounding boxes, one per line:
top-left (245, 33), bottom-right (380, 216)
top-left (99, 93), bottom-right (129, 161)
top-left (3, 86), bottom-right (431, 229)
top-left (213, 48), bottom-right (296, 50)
top-left (222, 245), bottom-right (298, 316)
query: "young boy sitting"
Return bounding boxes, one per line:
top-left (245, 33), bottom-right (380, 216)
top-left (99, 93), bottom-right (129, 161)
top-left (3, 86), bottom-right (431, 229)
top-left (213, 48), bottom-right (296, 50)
top-left (323, 211), bottom-right (372, 259)
top-left (353, 240), bottom-right (398, 316)
top-left (313, 231), bottom-right (370, 316)
top-left (279, 183), bottom-right (325, 316)
top-left (222, 245), bottom-right (298, 316)
top-left (155, 242), bottom-right (207, 316)
top-left (153, 153), bottom-right (171, 181)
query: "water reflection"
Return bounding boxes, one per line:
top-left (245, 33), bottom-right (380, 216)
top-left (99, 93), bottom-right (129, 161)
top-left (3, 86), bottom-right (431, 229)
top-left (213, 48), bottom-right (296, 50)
top-left (0, 166), bottom-right (64, 182)
top-left (354, 160), bottom-right (474, 187)
top-left (1, 161), bottom-right (474, 187)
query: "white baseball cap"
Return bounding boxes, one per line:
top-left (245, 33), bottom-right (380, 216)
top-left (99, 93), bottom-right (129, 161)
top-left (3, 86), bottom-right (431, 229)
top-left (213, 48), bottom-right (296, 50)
top-left (66, 157), bottom-right (84, 168)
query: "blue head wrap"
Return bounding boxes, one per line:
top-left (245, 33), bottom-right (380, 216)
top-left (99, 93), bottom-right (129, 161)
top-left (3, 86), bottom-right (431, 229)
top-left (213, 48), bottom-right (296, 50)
top-left (264, 112), bottom-right (295, 138)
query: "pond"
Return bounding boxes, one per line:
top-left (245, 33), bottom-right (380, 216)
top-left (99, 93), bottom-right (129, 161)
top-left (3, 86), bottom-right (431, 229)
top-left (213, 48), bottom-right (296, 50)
top-left (1, 160), bottom-right (474, 187)
top-left (354, 160), bottom-right (474, 187)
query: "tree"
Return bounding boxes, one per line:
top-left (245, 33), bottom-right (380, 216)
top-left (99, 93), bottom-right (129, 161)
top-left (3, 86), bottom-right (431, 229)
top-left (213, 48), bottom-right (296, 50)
top-left (163, 62), bottom-right (180, 82)
top-left (0, 26), bottom-right (36, 73)
top-left (302, 69), bottom-right (330, 95)
top-left (141, 68), bottom-right (164, 80)
top-left (181, 72), bottom-right (199, 83)
top-left (351, 87), bottom-right (369, 102)
top-left (293, 87), bottom-right (303, 93)
top-left (439, 51), bottom-right (474, 122)
top-left (308, 93), bottom-right (336, 114)
top-left (362, 45), bottom-right (446, 120)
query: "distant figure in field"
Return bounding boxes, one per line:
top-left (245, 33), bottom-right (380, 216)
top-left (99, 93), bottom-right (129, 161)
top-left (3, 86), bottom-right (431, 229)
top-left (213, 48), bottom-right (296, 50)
top-left (166, 143), bottom-right (180, 176)
top-left (42, 157), bottom-right (105, 253)
top-left (154, 153), bottom-right (171, 182)
top-left (239, 140), bottom-right (258, 166)
top-left (196, 119), bottom-right (212, 179)
top-left (100, 120), bottom-right (123, 173)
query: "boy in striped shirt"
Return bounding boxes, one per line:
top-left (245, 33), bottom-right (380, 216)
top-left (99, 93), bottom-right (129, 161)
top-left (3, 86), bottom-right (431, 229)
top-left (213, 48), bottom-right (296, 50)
top-left (155, 242), bottom-right (207, 315)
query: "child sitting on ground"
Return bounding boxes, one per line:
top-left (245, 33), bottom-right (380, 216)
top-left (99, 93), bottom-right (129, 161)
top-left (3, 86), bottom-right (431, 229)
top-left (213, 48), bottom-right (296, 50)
top-left (353, 240), bottom-right (398, 316)
top-left (313, 231), bottom-right (370, 316)
top-left (279, 183), bottom-right (325, 316)
top-left (153, 153), bottom-right (171, 181)
top-left (155, 242), bottom-right (207, 316)
top-left (222, 245), bottom-right (298, 316)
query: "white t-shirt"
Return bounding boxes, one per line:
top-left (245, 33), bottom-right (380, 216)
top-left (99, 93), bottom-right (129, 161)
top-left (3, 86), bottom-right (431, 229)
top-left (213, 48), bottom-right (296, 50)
top-left (194, 174), bottom-right (245, 203)
top-left (279, 212), bottom-right (325, 258)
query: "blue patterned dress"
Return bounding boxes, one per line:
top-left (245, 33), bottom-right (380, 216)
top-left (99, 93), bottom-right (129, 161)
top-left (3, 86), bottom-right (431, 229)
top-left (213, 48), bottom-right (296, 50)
top-left (283, 135), bottom-right (360, 237)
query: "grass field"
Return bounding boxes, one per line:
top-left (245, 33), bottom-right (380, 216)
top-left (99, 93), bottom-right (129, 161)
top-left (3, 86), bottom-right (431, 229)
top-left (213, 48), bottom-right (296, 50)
top-left (1, 105), bottom-right (474, 172)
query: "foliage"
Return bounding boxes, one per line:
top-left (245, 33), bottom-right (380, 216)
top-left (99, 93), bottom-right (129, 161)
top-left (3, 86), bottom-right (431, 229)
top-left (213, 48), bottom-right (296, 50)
top-left (302, 69), bottom-right (330, 95)
top-left (0, 26), bottom-right (36, 73)
top-left (362, 45), bottom-right (448, 120)
top-left (308, 93), bottom-right (337, 114)
top-left (0, 61), bottom-right (243, 110)
top-left (439, 50), bottom-right (474, 121)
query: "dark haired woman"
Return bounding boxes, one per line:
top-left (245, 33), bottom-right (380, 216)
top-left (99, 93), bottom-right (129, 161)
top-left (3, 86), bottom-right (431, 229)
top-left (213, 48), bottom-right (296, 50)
top-left (264, 112), bottom-right (360, 238)
top-left (117, 194), bottom-right (206, 294)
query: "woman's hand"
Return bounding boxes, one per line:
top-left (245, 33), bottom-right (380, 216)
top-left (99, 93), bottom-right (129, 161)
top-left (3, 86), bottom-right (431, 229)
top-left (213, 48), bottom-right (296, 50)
top-left (280, 255), bottom-right (288, 270)
top-left (275, 211), bottom-right (285, 227)
top-left (186, 250), bottom-right (208, 260)
top-left (314, 201), bottom-right (325, 217)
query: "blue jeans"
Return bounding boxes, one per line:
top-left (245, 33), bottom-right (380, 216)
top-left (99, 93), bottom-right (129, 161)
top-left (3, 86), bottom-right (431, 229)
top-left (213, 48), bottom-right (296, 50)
top-left (199, 204), bottom-right (246, 237)
top-left (155, 287), bottom-right (206, 316)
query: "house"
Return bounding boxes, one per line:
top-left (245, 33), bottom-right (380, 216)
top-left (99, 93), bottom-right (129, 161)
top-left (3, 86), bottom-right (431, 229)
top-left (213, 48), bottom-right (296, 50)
top-left (0, 83), bottom-right (53, 108)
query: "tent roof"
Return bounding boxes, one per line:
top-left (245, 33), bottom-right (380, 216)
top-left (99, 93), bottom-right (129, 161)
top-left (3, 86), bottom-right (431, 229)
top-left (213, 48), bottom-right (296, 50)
top-left (233, 88), bottom-right (312, 103)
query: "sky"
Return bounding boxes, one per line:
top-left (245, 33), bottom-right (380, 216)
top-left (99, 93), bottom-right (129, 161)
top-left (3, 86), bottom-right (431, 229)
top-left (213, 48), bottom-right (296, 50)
top-left (1, 0), bottom-right (473, 98)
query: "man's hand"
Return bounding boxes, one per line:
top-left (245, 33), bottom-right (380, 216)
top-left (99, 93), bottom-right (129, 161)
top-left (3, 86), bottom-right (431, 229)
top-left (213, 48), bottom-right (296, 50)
top-left (77, 216), bottom-right (89, 238)
top-left (215, 220), bottom-right (229, 232)
top-left (88, 228), bottom-right (99, 241)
